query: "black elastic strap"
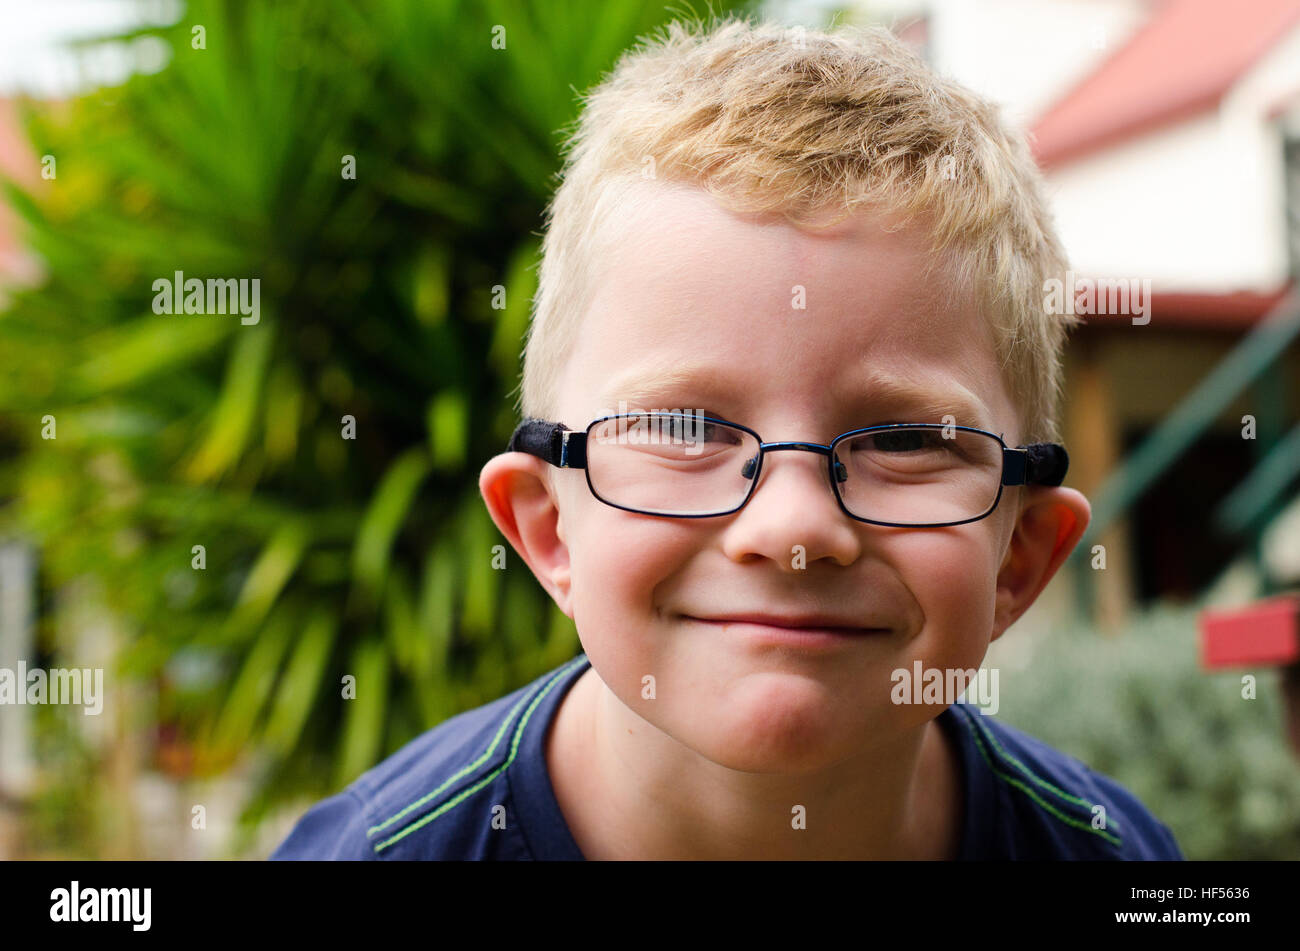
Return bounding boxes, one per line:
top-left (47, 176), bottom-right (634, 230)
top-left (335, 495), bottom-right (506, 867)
top-left (1024, 443), bottom-right (1069, 486)
top-left (506, 418), bottom-right (568, 466)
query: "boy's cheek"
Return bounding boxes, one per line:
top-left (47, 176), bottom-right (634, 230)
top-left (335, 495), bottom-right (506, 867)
top-left (884, 539), bottom-right (999, 727)
top-left (563, 528), bottom-right (707, 730)
top-left (568, 517), bottom-right (697, 599)
top-left (892, 533), bottom-right (1001, 648)
top-left (564, 518), bottom-right (695, 648)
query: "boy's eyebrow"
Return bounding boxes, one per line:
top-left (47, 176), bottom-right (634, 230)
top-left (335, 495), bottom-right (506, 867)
top-left (597, 363), bottom-right (993, 428)
top-left (597, 359), bottom-right (730, 411)
top-left (830, 368), bottom-right (993, 428)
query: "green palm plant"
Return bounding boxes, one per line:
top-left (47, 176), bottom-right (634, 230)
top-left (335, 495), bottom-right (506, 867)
top-left (0, 0), bottom-right (750, 855)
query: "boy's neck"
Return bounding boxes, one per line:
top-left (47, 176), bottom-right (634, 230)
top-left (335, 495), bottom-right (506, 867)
top-left (545, 666), bottom-right (964, 860)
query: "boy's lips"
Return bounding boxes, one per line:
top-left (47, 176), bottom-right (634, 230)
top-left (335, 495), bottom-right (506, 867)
top-left (682, 612), bottom-right (892, 636)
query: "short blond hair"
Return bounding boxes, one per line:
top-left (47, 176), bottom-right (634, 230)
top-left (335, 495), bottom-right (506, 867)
top-left (519, 16), bottom-right (1073, 443)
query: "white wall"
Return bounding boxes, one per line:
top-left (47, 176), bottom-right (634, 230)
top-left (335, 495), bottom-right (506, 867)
top-left (1042, 110), bottom-right (1290, 292)
top-left (928, 0), bottom-right (1148, 127)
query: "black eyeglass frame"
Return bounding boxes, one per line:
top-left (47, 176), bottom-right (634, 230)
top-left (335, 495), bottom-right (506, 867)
top-left (507, 414), bottom-right (1069, 528)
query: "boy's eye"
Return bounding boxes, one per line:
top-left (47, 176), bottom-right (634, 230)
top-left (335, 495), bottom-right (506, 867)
top-left (699, 421), bottom-right (744, 444)
top-left (866, 429), bottom-right (949, 453)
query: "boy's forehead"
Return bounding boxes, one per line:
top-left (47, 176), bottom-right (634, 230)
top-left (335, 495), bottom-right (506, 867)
top-left (563, 179), bottom-right (1012, 436)
top-left (594, 178), bottom-right (903, 271)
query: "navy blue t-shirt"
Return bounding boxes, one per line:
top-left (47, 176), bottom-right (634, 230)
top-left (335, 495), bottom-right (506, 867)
top-left (270, 653), bottom-right (1183, 860)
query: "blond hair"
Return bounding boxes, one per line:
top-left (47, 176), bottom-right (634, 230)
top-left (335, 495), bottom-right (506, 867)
top-left (518, 16), bottom-right (1073, 443)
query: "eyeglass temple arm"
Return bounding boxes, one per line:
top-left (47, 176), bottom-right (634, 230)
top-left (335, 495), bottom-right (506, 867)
top-left (508, 418), bottom-right (1068, 486)
top-left (1002, 443), bottom-right (1068, 486)
top-left (506, 418), bottom-right (587, 468)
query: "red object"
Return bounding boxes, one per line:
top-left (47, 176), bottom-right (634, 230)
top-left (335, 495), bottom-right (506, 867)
top-left (1199, 595), bottom-right (1300, 668)
top-left (1147, 285), bottom-right (1294, 330)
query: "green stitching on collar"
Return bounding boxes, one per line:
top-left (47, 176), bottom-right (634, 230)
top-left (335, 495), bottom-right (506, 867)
top-left (965, 706), bottom-right (1123, 834)
top-left (372, 657), bottom-right (585, 853)
top-left (366, 688), bottom-right (535, 838)
top-left (959, 705), bottom-right (1122, 849)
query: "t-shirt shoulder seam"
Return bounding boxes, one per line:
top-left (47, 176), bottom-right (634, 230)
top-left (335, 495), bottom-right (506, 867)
top-left (364, 656), bottom-right (585, 856)
top-left (951, 702), bottom-right (1125, 852)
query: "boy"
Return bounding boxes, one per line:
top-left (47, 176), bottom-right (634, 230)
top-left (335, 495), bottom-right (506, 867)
top-left (272, 17), bottom-right (1183, 860)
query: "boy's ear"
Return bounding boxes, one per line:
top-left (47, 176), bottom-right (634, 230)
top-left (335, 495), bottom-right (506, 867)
top-left (992, 486), bottom-right (1090, 641)
top-left (478, 453), bottom-right (574, 617)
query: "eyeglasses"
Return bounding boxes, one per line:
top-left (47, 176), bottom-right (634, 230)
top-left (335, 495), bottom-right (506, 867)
top-left (507, 413), bottom-right (1069, 527)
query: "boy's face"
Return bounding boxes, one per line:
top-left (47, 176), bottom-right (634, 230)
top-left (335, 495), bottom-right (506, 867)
top-left (486, 179), bottom-right (1085, 773)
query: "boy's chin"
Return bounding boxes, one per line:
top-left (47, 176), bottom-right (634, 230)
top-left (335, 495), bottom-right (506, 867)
top-left (666, 696), bottom-right (927, 775)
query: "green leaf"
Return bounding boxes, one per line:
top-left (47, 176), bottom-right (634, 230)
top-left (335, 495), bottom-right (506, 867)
top-left (383, 567), bottom-right (418, 674)
top-left (263, 608), bottom-right (337, 754)
top-left (335, 639), bottom-right (389, 786)
top-left (487, 238), bottom-right (539, 382)
top-left (186, 325), bottom-right (275, 482)
top-left (457, 500), bottom-right (499, 639)
top-left (352, 448), bottom-right (431, 599)
top-left (75, 313), bottom-right (233, 396)
top-left (211, 605), bottom-right (296, 752)
top-left (427, 389), bottom-right (467, 472)
top-left (263, 363), bottom-right (303, 464)
top-left (416, 536), bottom-right (457, 678)
top-left (226, 519), bottom-right (310, 637)
top-left (413, 242), bottom-right (450, 326)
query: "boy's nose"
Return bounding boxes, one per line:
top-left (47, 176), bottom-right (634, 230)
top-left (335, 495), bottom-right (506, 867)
top-left (721, 450), bottom-right (863, 569)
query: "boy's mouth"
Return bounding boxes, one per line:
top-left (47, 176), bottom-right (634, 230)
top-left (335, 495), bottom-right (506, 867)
top-left (682, 612), bottom-right (892, 639)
